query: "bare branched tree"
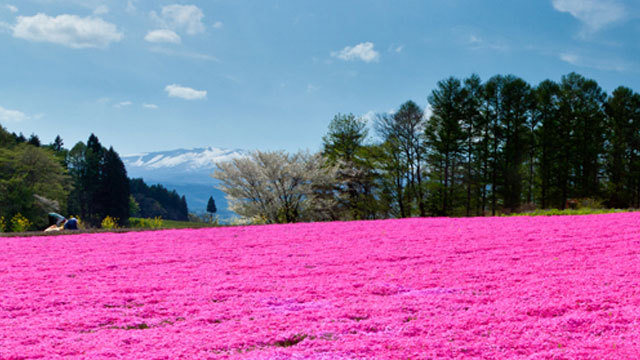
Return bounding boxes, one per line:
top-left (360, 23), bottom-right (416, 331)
top-left (213, 150), bottom-right (339, 223)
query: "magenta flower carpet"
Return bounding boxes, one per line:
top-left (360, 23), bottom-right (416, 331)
top-left (1, 213), bottom-right (639, 359)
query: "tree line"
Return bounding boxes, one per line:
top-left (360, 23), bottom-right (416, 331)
top-left (215, 72), bottom-right (640, 223)
top-left (0, 128), bottom-right (189, 231)
top-left (130, 178), bottom-right (189, 221)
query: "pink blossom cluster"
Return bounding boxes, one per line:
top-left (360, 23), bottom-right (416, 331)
top-left (1, 213), bottom-right (640, 359)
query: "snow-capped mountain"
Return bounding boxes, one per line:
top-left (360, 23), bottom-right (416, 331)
top-left (122, 147), bottom-right (248, 216)
top-left (123, 147), bottom-right (247, 183)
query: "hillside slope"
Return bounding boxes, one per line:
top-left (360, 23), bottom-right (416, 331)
top-left (122, 147), bottom-right (247, 217)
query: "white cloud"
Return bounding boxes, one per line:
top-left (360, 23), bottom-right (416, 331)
top-left (331, 42), bottom-right (380, 63)
top-left (143, 103), bottom-right (158, 109)
top-left (559, 51), bottom-right (629, 71)
top-left (212, 21), bottom-right (223, 29)
top-left (394, 45), bottom-right (404, 53)
top-left (5, 4), bottom-right (17, 13)
top-left (152, 4), bottom-right (205, 35)
top-left (93, 5), bottom-right (108, 15)
top-left (560, 52), bottom-right (580, 65)
top-left (165, 84), bottom-right (207, 100)
top-left (552, 0), bottom-right (626, 31)
top-left (0, 106), bottom-right (28, 122)
top-left (13, 13), bottom-right (123, 48)
top-left (145, 29), bottom-right (181, 44)
top-left (114, 101), bottom-right (132, 108)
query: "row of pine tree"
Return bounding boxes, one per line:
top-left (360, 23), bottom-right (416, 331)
top-left (323, 72), bottom-right (640, 218)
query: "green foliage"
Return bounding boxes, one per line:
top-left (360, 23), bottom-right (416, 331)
top-left (312, 72), bottom-right (640, 219)
top-left (558, 73), bottom-right (607, 203)
top-left (375, 101), bottom-right (426, 218)
top-left (506, 208), bottom-right (632, 217)
top-left (51, 135), bottom-right (64, 152)
top-left (426, 77), bottom-right (466, 216)
top-left (322, 113), bottom-right (368, 164)
top-left (130, 217), bottom-right (218, 229)
top-left (574, 198), bottom-right (604, 210)
top-left (534, 79), bottom-right (562, 209)
top-left (0, 126), bottom-right (16, 148)
top-left (67, 135), bottom-right (130, 227)
top-left (101, 216), bottom-right (119, 230)
top-left (604, 86), bottom-right (640, 208)
top-left (101, 147), bottom-right (130, 225)
top-left (10, 213), bottom-right (32, 232)
top-left (129, 195), bottom-right (140, 217)
top-left (27, 133), bottom-right (41, 147)
top-left (0, 137), bottom-right (71, 230)
top-left (322, 113), bottom-right (379, 220)
top-left (0, 216), bottom-right (5, 232)
top-left (130, 178), bottom-right (189, 221)
top-left (129, 216), bottom-right (164, 229)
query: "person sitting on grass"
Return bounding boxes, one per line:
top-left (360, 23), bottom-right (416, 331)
top-left (44, 214), bottom-right (78, 232)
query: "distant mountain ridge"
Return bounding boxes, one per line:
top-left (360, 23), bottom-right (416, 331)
top-left (122, 147), bottom-right (248, 217)
top-left (123, 147), bottom-right (247, 183)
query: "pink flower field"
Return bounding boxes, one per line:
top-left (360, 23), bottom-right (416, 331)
top-left (1, 213), bottom-right (640, 359)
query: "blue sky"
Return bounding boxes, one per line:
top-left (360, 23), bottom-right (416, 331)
top-left (1, 0), bottom-right (639, 155)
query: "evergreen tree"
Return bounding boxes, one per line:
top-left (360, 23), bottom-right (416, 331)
top-left (0, 125), bottom-right (16, 147)
top-left (14, 132), bottom-right (26, 143)
top-left (559, 73), bottom-right (606, 203)
top-left (67, 135), bottom-right (130, 226)
top-left (27, 134), bottom-right (41, 147)
top-left (483, 75), bottom-right (505, 215)
top-left (322, 113), bottom-right (377, 219)
top-left (180, 195), bottom-right (189, 219)
top-left (426, 77), bottom-right (465, 215)
top-left (66, 141), bottom-right (88, 218)
top-left (100, 147), bottom-right (130, 225)
top-left (533, 80), bottom-right (562, 209)
top-left (51, 135), bottom-right (64, 152)
top-left (207, 196), bottom-right (217, 214)
top-left (605, 87), bottom-right (640, 208)
top-left (461, 74), bottom-right (483, 216)
top-left (83, 134), bottom-right (105, 224)
top-left (322, 113), bottom-right (368, 163)
top-left (500, 75), bottom-right (532, 212)
top-left (129, 178), bottom-right (189, 221)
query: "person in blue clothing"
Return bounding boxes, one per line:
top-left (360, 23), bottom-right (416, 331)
top-left (64, 217), bottom-right (78, 230)
top-left (45, 213), bottom-right (78, 232)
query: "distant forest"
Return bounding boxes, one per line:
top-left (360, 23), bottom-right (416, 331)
top-left (214, 72), bottom-right (640, 224)
top-left (320, 72), bottom-right (640, 219)
top-left (130, 178), bottom-right (189, 221)
top-left (0, 128), bottom-right (188, 231)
